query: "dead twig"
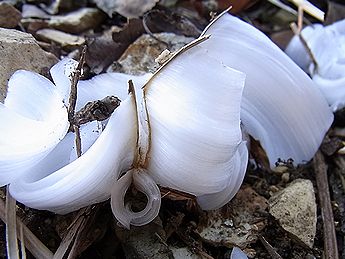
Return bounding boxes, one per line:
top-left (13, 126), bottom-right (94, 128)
top-left (176, 227), bottom-right (214, 259)
top-left (142, 12), bottom-right (170, 49)
top-left (6, 187), bottom-right (20, 259)
top-left (160, 186), bottom-right (196, 201)
top-left (290, 22), bottom-right (319, 73)
top-left (67, 46), bottom-right (87, 158)
top-left (258, 235), bottom-right (283, 259)
top-left (67, 46), bottom-right (86, 123)
top-left (73, 125), bottom-right (82, 158)
top-left (19, 224), bottom-right (26, 259)
top-left (53, 206), bottom-right (94, 259)
top-left (313, 151), bottom-right (339, 259)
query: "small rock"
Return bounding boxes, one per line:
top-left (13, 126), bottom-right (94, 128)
top-left (92, 0), bottom-right (159, 18)
top-left (269, 179), bottom-right (317, 248)
top-left (0, 2), bottom-right (21, 28)
top-left (144, 9), bottom-right (201, 38)
top-left (0, 28), bottom-right (58, 101)
top-left (21, 18), bottom-right (49, 33)
top-left (115, 217), bottom-right (173, 259)
top-left (86, 27), bottom-right (124, 74)
top-left (44, 0), bottom-right (87, 15)
top-left (49, 8), bottom-right (105, 34)
top-left (22, 4), bottom-right (50, 19)
top-left (108, 32), bottom-right (194, 75)
top-left (196, 186), bottom-right (268, 248)
top-left (36, 28), bottom-right (85, 48)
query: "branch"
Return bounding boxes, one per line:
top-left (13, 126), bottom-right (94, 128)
top-left (67, 46), bottom-right (87, 158)
top-left (313, 151), bottom-right (339, 259)
top-left (67, 46), bottom-right (87, 123)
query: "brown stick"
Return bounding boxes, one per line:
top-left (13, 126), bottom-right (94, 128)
top-left (73, 125), bottom-right (82, 158)
top-left (259, 235), bottom-right (283, 259)
top-left (68, 46), bottom-right (87, 158)
top-left (313, 151), bottom-right (339, 259)
top-left (290, 22), bottom-right (319, 73)
top-left (67, 46), bottom-right (87, 123)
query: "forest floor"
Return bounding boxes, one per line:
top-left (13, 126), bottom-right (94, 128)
top-left (0, 0), bottom-right (344, 258)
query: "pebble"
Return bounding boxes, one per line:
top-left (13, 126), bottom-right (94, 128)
top-left (0, 28), bottom-right (57, 101)
top-left (36, 28), bottom-right (85, 48)
top-left (108, 32), bottom-right (194, 75)
top-left (0, 2), bottom-right (21, 28)
top-left (269, 179), bottom-right (317, 248)
top-left (92, 0), bottom-right (159, 18)
top-left (49, 8), bottom-right (105, 34)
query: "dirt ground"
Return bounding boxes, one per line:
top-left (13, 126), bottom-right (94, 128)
top-left (0, 0), bottom-right (344, 258)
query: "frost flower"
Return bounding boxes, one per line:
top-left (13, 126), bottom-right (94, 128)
top-left (0, 60), bottom-right (73, 186)
top-left (285, 19), bottom-right (345, 111)
top-left (0, 12), bottom-right (333, 228)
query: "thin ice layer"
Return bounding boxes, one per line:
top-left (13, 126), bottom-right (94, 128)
top-left (145, 45), bottom-right (246, 196)
top-left (197, 142), bottom-right (248, 210)
top-left (201, 13), bottom-right (333, 167)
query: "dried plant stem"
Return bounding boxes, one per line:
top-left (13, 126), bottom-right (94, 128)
top-left (19, 225), bottom-right (26, 259)
top-left (290, 22), bottom-right (319, 73)
top-left (53, 206), bottom-right (95, 259)
top-left (259, 235), bottom-right (283, 259)
top-left (67, 46), bottom-right (87, 158)
top-left (67, 46), bottom-right (86, 122)
top-left (267, 0), bottom-right (298, 16)
top-left (313, 151), bottom-right (339, 259)
top-left (0, 196), bottom-right (54, 259)
top-left (142, 13), bottom-right (169, 49)
top-left (73, 125), bottom-right (82, 158)
top-left (297, 6), bottom-right (303, 33)
top-left (6, 187), bottom-right (19, 259)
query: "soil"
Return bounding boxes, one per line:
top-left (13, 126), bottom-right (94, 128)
top-left (0, 0), bottom-right (344, 258)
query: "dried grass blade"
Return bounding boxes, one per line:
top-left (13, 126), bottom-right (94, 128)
top-left (53, 206), bottom-right (91, 259)
top-left (0, 195), bottom-right (54, 259)
top-left (19, 224), bottom-right (26, 259)
top-left (6, 187), bottom-right (20, 259)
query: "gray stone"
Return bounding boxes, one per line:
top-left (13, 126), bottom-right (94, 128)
top-left (92, 0), bottom-right (159, 18)
top-left (269, 179), bottom-right (317, 248)
top-left (108, 32), bottom-right (194, 75)
top-left (0, 2), bottom-right (21, 29)
top-left (22, 4), bottom-right (50, 19)
top-left (0, 28), bottom-right (58, 101)
top-left (36, 28), bottom-right (85, 47)
top-left (49, 8), bottom-right (105, 34)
